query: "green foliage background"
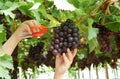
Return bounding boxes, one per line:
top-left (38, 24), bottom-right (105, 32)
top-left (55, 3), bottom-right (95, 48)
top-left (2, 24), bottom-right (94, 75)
top-left (0, 0), bottom-right (120, 79)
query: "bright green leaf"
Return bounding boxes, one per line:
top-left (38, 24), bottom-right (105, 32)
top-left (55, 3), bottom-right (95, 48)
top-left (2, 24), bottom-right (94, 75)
top-left (34, 0), bottom-right (44, 3)
top-left (39, 5), bottom-right (47, 17)
top-left (105, 22), bottom-right (120, 32)
top-left (0, 25), bottom-right (6, 44)
top-left (29, 2), bottom-right (41, 10)
top-left (0, 66), bottom-right (11, 79)
top-left (33, 10), bottom-right (41, 22)
top-left (0, 24), bottom-right (4, 33)
top-left (47, 14), bottom-right (60, 26)
top-left (0, 54), bottom-right (13, 69)
top-left (0, 2), bottom-right (21, 19)
top-left (88, 38), bottom-right (98, 52)
top-left (88, 18), bottom-right (98, 40)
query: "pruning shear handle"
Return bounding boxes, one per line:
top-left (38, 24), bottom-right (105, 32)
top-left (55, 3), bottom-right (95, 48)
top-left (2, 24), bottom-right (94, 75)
top-left (30, 25), bottom-right (48, 38)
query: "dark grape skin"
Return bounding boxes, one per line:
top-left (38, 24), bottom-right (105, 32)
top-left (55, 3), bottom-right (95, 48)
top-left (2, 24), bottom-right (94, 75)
top-left (67, 28), bottom-right (72, 33)
top-left (49, 46), bottom-right (54, 51)
top-left (68, 37), bottom-right (74, 42)
top-left (63, 42), bottom-right (68, 47)
top-left (63, 47), bottom-right (67, 53)
top-left (54, 27), bottom-right (59, 33)
top-left (58, 48), bottom-right (62, 53)
top-left (55, 34), bottom-right (59, 38)
top-left (67, 34), bottom-right (72, 37)
top-left (59, 32), bottom-right (64, 36)
top-left (54, 44), bottom-right (59, 49)
top-left (59, 37), bottom-right (64, 42)
top-left (73, 33), bottom-right (78, 37)
top-left (52, 49), bottom-right (59, 55)
top-left (73, 28), bottom-right (79, 32)
top-left (59, 42), bottom-right (63, 47)
top-left (55, 39), bottom-right (60, 44)
top-left (68, 43), bottom-right (72, 47)
top-left (74, 37), bottom-right (79, 41)
top-left (63, 26), bottom-right (68, 31)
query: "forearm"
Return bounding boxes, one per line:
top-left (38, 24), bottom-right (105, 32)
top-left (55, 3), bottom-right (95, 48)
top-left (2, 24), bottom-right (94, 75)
top-left (1, 33), bottom-right (21, 55)
top-left (54, 72), bottom-right (64, 79)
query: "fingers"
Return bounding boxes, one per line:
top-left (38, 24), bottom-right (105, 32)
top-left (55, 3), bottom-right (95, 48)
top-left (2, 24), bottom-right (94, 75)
top-left (21, 34), bottom-right (32, 39)
top-left (22, 20), bottom-right (42, 37)
top-left (62, 53), bottom-right (69, 63)
top-left (32, 20), bottom-right (40, 26)
top-left (25, 24), bottom-right (32, 35)
top-left (66, 48), bottom-right (73, 62)
top-left (72, 49), bottom-right (77, 57)
top-left (23, 20), bottom-right (40, 27)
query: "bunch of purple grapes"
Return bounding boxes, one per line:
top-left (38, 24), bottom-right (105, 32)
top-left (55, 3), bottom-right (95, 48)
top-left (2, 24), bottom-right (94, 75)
top-left (92, 22), bottom-right (112, 53)
top-left (49, 19), bottom-right (80, 55)
top-left (28, 42), bottom-right (46, 66)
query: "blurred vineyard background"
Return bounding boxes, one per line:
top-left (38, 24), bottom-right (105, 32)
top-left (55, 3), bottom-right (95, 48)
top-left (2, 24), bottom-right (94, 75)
top-left (0, 0), bottom-right (120, 79)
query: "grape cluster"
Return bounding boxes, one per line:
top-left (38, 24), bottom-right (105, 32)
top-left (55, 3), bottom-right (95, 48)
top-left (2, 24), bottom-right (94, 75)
top-left (49, 19), bottom-right (80, 55)
top-left (28, 42), bottom-right (46, 66)
top-left (92, 22), bottom-right (112, 53)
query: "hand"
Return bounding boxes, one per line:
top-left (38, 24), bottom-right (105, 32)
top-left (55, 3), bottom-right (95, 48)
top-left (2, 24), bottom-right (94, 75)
top-left (54, 48), bottom-right (77, 79)
top-left (14, 20), bottom-right (40, 41)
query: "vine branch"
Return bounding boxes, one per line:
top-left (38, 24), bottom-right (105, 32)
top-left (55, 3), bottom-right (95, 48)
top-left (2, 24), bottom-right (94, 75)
top-left (75, 0), bottom-right (106, 24)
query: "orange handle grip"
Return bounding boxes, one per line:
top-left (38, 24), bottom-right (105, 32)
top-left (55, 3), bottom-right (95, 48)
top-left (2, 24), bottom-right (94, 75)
top-left (30, 25), bottom-right (48, 38)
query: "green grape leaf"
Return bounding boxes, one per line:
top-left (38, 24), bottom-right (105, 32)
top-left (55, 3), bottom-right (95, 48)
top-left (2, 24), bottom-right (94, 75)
top-left (18, 2), bottom-right (33, 16)
top-left (29, 2), bottom-right (41, 10)
top-left (88, 18), bottom-right (98, 40)
top-left (105, 22), bottom-right (120, 32)
top-left (0, 24), bottom-right (4, 33)
top-left (46, 14), bottom-right (60, 26)
top-left (0, 2), bottom-right (21, 19)
top-left (88, 38), bottom-right (98, 52)
top-left (33, 10), bottom-right (41, 22)
top-left (0, 54), bottom-right (13, 69)
top-left (0, 66), bottom-right (11, 79)
top-left (0, 25), bottom-right (6, 44)
top-left (39, 5), bottom-right (47, 17)
top-left (34, 0), bottom-right (44, 3)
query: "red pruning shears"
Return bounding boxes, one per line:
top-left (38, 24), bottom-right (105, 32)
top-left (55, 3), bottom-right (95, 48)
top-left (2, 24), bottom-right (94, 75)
top-left (30, 25), bottom-right (48, 38)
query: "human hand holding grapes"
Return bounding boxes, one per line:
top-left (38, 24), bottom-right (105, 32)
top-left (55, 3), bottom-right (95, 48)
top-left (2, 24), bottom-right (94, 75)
top-left (54, 48), bottom-right (77, 79)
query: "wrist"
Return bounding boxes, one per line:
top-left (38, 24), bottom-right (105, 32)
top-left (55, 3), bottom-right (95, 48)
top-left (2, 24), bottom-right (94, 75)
top-left (12, 31), bottom-right (22, 42)
top-left (54, 70), bottom-right (65, 79)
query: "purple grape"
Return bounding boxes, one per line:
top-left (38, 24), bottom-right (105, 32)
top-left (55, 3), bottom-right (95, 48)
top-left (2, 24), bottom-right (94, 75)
top-left (59, 32), bottom-right (64, 36)
top-left (74, 37), bottom-right (79, 41)
top-left (68, 37), bottom-right (73, 42)
top-left (55, 34), bottom-right (59, 38)
top-left (60, 37), bottom-right (64, 42)
top-left (73, 28), bottom-right (79, 32)
top-left (59, 42), bottom-right (63, 47)
top-left (63, 26), bottom-right (68, 31)
top-left (55, 39), bottom-right (60, 44)
top-left (49, 46), bottom-right (54, 51)
top-left (64, 42), bottom-right (68, 47)
top-left (68, 43), bottom-right (72, 47)
top-left (52, 49), bottom-right (58, 55)
top-left (54, 44), bottom-right (59, 49)
top-left (73, 33), bottom-right (78, 37)
top-left (68, 28), bottom-right (72, 33)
